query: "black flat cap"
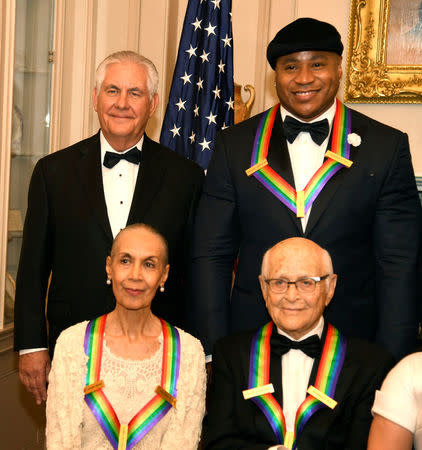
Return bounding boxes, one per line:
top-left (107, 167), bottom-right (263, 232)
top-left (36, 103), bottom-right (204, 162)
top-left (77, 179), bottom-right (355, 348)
top-left (267, 18), bottom-right (343, 69)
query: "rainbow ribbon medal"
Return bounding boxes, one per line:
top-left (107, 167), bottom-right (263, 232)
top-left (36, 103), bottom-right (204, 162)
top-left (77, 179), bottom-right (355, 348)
top-left (247, 322), bottom-right (346, 449)
top-left (246, 99), bottom-right (352, 217)
top-left (248, 322), bottom-right (286, 443)
top-left (83, 315), bottom-right (181, 450)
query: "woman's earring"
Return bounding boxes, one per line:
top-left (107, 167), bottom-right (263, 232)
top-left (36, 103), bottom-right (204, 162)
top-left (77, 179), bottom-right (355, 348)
top-left (106, 277), bottom-right (111, 285)
top-left (160, 285), bottom-right (165, 293)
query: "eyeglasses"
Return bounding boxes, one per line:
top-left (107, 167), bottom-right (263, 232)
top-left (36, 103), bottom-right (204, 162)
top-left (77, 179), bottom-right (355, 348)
top-left (264, 275), bottom-right (330, 294)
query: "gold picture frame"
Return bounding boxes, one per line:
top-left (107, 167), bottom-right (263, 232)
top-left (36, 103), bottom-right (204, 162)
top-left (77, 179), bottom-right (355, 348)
top-left (345, 0), bottom-right (422, 103)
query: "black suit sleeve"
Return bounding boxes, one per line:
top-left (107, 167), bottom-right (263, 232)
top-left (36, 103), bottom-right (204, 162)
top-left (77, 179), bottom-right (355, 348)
top-left (181, 166), bottom-right (205, 322)
top-left (14, 159), bottom-right (51, 350)
top-left (373, 132), bottom-right (422, 359)
top-left (189, 133), bottom-right (241, 353)
top-left (203, 339), bottom-right (272, 450)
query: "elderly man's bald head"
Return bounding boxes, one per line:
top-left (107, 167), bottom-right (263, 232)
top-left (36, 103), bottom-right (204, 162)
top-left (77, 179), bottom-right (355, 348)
top-left (261, 237), bottom-right (333, 278)
top-left (258, 237), bottom-right (337, 339)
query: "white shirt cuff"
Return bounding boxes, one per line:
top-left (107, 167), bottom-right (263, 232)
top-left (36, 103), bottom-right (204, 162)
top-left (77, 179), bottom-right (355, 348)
top-left (19, 347), bottom-right (48, 355)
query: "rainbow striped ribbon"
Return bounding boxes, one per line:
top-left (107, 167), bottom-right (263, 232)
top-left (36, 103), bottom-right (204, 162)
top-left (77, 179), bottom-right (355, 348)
top-left (247, 322), bottom-right (346, 448)
top-left (248, 322), bottom-right (286, 442)
top-left (84, 315), bottom-right (181, 449)
top-left (248, 99), bottom-right (352, 217)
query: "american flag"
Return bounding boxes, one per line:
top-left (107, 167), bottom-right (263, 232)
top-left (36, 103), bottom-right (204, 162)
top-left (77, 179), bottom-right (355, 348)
top-left (160, 0), bottom-right (234, 169)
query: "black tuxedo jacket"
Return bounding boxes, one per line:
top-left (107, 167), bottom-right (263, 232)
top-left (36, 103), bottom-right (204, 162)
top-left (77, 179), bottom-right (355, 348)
top-left (14, 132), bottom-right (204, 352)
top-left (203, 324), bottom-right (394, 450)
top-left (190, 105), bottom-right (422, 358)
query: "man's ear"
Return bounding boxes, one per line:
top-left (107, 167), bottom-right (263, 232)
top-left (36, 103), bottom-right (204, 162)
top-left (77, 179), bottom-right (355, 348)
top-left (337, 56), bottom-right (343, 79)
top-left (148, 93), bottom-right (159, 118)
top-left (325, 274), bottom-right (338, 307)
top-left (93, 87), bottom-right (98, 112)
top-left (258, 275), bottom-right (268, 300)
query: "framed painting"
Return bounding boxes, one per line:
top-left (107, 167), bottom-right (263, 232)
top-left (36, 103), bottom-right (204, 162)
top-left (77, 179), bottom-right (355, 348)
top-left (345, 0), bottom-right (422, 103)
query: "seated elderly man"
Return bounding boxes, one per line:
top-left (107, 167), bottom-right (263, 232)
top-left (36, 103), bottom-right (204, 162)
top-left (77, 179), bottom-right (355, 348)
top-left (203, 237), bottom-right (394, 450)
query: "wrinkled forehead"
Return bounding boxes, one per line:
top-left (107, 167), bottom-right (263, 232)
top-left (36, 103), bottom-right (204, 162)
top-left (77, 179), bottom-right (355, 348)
top-left (266, 245), bottom-right (325, 278)
top-left (102, 62), bottom-right (148, 85)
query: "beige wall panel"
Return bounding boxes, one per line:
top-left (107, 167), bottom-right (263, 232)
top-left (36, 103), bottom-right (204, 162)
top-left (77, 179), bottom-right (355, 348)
top-left (58, 0), bottom-right (97, 148)
top-left (94, 0), bottom-right (140, 61)
top-left (140, 0), bottom-right (172, 140)
top-left (0, 0), bottom-right (16, 329)
top-left (351, 103), bottom-right (422, 175)
top-left (232, 0), bottom-right (260, 112)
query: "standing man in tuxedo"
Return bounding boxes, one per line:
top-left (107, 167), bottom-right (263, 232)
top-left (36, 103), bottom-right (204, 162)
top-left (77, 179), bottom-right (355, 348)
top-left (204, 238), bottom-right (394, 449)
top-left (14, 51), bottom-right (204, 404)
top-left (190, 18), bottom-right (421, 358)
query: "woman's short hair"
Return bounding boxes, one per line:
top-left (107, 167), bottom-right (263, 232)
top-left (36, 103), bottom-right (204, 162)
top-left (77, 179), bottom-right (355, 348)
top-left (110, 223), bottom-right (169, 264)
top-left (95, 51), bottom-right (159, 100)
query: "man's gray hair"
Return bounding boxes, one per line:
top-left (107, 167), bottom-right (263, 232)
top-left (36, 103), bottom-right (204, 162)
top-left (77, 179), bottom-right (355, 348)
top-left (95, 51), bottom-right (159, 99)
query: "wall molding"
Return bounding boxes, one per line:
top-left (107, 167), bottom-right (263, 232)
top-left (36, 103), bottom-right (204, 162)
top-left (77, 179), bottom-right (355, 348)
top-left (82, 0), bottom-right (97, 138)
top-left (139, 0), bottom-right (172, 140)
top-left (0, 325), bottom-right (13, 355)
top-left (253, 0), bottom-right (272, 114)
top-left (0, 0), bottom-right (16, 329)
top-left (49, 0), bottom-right (65, 153)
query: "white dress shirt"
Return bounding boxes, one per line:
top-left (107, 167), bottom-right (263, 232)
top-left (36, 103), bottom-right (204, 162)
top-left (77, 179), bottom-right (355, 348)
top-left (268, 317), bottom-right (324, 450)
top-left (20, 133), bottom-right (143, 355)
top-left (279, 102), bottom-right (336, 231)
top-left (100, 132), bottom-right (143, 238)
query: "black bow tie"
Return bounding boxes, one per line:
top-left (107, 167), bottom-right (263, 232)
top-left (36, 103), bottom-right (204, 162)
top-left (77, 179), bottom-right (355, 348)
top-left (271, 333), bottom-right (322, 359)
top-left (103, 147), bottom-right (141, 169)
top-left (283, 115), bottom-right (329, 146)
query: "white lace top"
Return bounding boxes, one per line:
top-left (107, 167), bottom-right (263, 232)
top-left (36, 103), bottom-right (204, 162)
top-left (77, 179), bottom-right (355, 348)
top-left (46, 321), bottom-right (206, 449)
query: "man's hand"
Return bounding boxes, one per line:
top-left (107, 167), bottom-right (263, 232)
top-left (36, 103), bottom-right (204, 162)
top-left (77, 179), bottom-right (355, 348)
top-left (19, 350), bottom-right (51, 405)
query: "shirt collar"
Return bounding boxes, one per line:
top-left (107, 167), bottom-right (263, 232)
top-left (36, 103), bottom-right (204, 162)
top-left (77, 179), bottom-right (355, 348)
top-left (277, 316), bottom-right (324, 342)
top-left (279, 100), bottom-right (336, 127)
top-left (100, 131), bottom-right (144, 160)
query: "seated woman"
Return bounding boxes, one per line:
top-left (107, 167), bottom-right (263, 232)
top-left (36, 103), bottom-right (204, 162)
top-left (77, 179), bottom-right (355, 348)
top-left (46, 223), bottom-right (206, 449)
top-left (368, 352), bottom-right (422, 450)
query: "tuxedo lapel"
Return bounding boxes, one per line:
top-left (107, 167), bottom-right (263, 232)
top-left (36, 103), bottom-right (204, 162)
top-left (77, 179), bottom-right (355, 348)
top-left (269, 327), bottom-right (283, 408)
top-left (247, 325), bottom-right (284, 442)
top-left (305, 323), bottom-right (354, 427)
top-left (327, 349), bottom-right (358, 407)
top-left (127, 135), bottom-right (167, 224)
top-left (77, 133), bottom-right (113, 242)
top-left (305, 109), bottom-right (365, 235)
top-left (266, 111), bottom-right (303, 234)
top-left (308, 323), bottom-right (329, 387)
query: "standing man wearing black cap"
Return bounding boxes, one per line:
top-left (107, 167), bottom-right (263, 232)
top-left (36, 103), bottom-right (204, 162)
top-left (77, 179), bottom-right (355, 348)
top-left (190, 18), bottom-right (422, 360)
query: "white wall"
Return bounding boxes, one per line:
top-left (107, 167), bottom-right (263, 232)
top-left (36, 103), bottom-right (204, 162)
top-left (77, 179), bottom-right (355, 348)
top-left (55, 0), bottom-right (422, 175)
